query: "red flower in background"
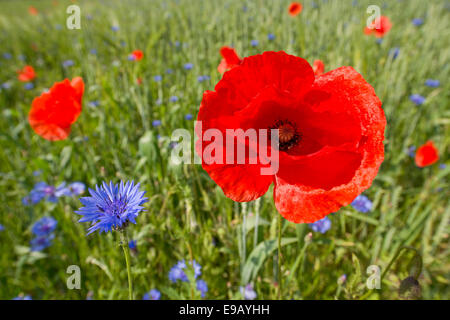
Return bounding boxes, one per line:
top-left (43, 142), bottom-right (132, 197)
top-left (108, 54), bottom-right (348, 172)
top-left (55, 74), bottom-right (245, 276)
top-left (312, 60), bottom-right (324, 76)
top-left (28, 6), bottom-right (38, 16)
top-left (17, 66), bottom-right (36, 82)
top-left (29, 77), bottom-right (84, 141)
top-left (364, 16), bottom-right (392, 38)
top-left (129, 50), bottom-right (144, 61)
top-left (288, 2), bottom-right (303, 16)
top-left (196, 51), bottom-right (386, 223)
top-left (415, 141), bottom-right (439, 167)
top-left (218, 46), bottom-right (242, 74)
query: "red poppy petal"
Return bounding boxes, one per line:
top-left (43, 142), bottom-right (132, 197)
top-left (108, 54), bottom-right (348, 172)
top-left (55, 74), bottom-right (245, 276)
top-left (71, 77), bottom-right (85, 104)
top-left (415, 141), bottom-right (439, 167)
top-left (202, 162), bottom-right (273, 202)
top-left (215, 51), bottom-right (314, 113)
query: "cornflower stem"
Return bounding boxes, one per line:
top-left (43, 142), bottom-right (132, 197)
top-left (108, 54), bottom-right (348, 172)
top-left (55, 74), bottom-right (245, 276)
top-left (277, 214), bottom-right (282, 299)
top-left (120, 230), bottom-right (133, 300)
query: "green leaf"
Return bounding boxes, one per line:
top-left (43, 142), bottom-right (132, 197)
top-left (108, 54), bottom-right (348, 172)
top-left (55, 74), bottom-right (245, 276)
top-left (241, 237), bottom-right (297, 285)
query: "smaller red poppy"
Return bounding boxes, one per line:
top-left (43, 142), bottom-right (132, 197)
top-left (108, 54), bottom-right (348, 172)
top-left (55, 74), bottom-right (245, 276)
top-left (218, 46), bottom-right (242, 74)
top-left (288, 2), bottom-right (303, 16)
top-left (17, 66), bottom-right (36, 82)
top-left (364, 16), bottom-right (392, 38)
top-left (130, 50), bottom-right (144, 61)
top-left (137, 77), bottom-right (143, 85)
top-left (29, 77), bottom-right (84, 141)
top-left (28, 6), bottom-right (38, 16)
top-left (312, 60), bottom-right (324, 76)
top-left (415, 141), bottom-right (439, 168)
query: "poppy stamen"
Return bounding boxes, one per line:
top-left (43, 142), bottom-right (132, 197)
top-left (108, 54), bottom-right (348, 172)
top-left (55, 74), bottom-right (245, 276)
top-left (270, 119), bottom-right (301, 151)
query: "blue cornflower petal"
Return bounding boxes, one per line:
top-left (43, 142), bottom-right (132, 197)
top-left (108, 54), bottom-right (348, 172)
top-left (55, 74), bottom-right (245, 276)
top-left (196, 280), bottom-right (208, 298)
top-left (251, 39), bottom-right (259, 47)
top-left (424, 79), bottom-right (440, 88)
top-left (153, 75), bottom-right (162, 82)
top-left (351, 195), bottom-right (373, 213)
top-left (30, 233), bottom-right (55, 251)
top-left (143, 289), bottom-right (160, 300)
top-left (185, 114), bottom-right (193, 120)
top-left (308, 216), bottom-right (331, 234)
top-left (267, 33), bottom-right (275, 41)
top-left (240, 284), bottom-right (257, 300)
top-left (412, 18), bottom-right (424, 26)
top-left (31, 217), bottom-right (58, 236)
top-left (409, 94), bottom-right (426, 105)
top-left (169, 96), bottom-right (178, 103)
top-left (152, 120), bottom-right (162, 127)
top-left (184, 63), bottom-right (193, 70)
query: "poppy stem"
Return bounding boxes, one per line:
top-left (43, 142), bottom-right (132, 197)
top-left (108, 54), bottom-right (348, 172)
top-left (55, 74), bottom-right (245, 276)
top-left (120, 230), bottom-right (133, 300)
top-left (277, 214), bottom-right (282, 299)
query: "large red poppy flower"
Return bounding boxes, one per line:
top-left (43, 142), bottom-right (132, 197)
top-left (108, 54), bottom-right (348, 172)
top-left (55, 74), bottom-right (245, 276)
top-left (196, 51), bottom-right (386, 223)
top-left (312, 60), bottom-right (324, 76)
top-left (288, 2), bottom-right (303, 16)
top-left (218, 46), bottom-right (242, 74)
top-left (364, 16), bottom-right (392, 38)
top-left (17, 65), bottom-right (36, 82)
top-left (29, 77), bottom-right (84, 141)
top-left (415, 141), bottom-right (439, 167)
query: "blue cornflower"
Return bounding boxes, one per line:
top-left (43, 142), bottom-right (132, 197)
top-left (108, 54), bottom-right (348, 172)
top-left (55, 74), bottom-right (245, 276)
top-left (32, 217), bottom-right (57, 237)
top-left (23, 182), bottom-right (70, 205)
top-left (128, 239), bottom-right (137, 250)
top-left (412, 18), bottom-right (424, 26)
top-left (338, 274), bottom-right (347, 285)
top-left (111, 25), bottom-right (120, 32)
top-left (3, 53), bottom-right (12, 59)
top-left (351, 195), bottom-right (373, 213)
top-left (1, 82), bottom-right (11, 89)
top-left (33, 170), bottom-right (41, 176)
top-left (439, 163), bottom-right (446, 170)
top-left (89, 100), bottom-right (100, 107)
top-left (184, 63), bottom-right (194, 70)
top-left (240, 284), bottom-right (257, 300)
top-left (174, 41), bottom-right (180, 47)
top-left (143, 289), bottom-right (161, 300)
top-left (0, 224), bottom-right (4, 232)
top-left (12, 295), bottom-right (32, 300)
top-left (166, 69), bottom-right (173, 74)
top-left (68, 182), bottom-right (85, 196)
top-left (75, 181), bottom-right (148, 235)
top-left (389, 47), bottom-right (400, 60)
top-left (168, 260), bottom-right (201, 282)
top-left (169, 95), bottom-right (179, 103)
top-left (197, 75), bottom-right (210, 82)
top-left (155, 98), bottom-right (162, 105)
top-left (425, 79), bottom-right (440, 88)
top-left (267, 33), bottom-right (275, 41)
top-left (24, 83), bottom-right (34, 90)
top-left (90, 49), bottom-right (97, 55)
top-left (407, 145), bottom-right (416, 157)
top-left (409, 94), bottom-right (426, 105)
top-left (196, 280), bottom-right (208, 298)
top-left (18, 54), bottom-right (25, 61)
top-left (153, 75), bottom-right (162, 82)
top-left (62, 60), bottom-right (74, 67)
top-left (376, 38), bottom-right (383, 45)
top-left (251, 39), bottom-right (259, 47)
top-left (152, 120), bottom-right (162, 127)
top-left (30, 233), bottom-right (55, 251)
top-left (308, 216), bottom-right (331, 234)
top-left (185, 114), bottom-right (193, 120)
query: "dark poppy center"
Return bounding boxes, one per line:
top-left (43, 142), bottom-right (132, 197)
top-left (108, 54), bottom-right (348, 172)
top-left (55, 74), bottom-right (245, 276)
top-left (270, 119), bottom-right (301, 151)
